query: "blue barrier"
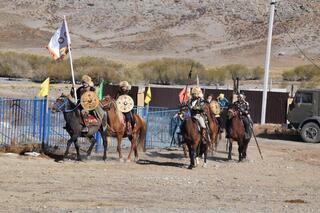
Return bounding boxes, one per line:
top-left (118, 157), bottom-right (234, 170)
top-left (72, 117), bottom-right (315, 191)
top-left (0, 97), bottom-right (179, 151)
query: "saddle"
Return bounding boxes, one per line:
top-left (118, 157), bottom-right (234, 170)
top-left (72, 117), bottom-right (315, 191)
top-left (81, 110), bottom-right (99, 126)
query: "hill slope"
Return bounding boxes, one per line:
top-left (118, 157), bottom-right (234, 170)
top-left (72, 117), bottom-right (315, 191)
top-left (0, 0), bottom-right (319, 69)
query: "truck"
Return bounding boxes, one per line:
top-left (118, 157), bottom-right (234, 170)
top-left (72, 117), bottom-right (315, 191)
top-left (287, 89), bottom-right (320, 143)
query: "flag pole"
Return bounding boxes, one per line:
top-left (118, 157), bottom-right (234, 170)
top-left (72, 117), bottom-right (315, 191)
top-left (63, 15), bottom-right (77, 102)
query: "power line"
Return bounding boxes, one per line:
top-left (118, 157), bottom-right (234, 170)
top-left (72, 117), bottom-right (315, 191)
top-left (274, 3), bottom-right (320, 71)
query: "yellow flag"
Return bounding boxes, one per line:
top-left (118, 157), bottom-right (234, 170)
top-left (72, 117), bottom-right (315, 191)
top-left (144, 85), bottom-right (152, 104)
top-left (37, 78), bottom-right (50, 97)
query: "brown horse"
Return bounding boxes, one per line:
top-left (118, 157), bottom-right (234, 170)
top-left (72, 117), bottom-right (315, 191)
top-left (226, 104), bottom-right (251, 161)
top-left (99, 95), bottom-right (147, 162)
top-left (181, 103), bottom-right (219, 169)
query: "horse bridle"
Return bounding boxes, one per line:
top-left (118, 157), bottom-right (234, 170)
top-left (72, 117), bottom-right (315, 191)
top-left (55, 96), bottom-right (80, 113)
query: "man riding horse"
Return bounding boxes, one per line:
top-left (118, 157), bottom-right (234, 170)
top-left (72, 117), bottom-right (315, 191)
top-left (71, 75), bottom-right (106, 133)
top-left (227, 93), bottom-right (252, 140)
top-left (116, 80), bottom-right (135, 135)
top-left (188, 86), bottom-right (210, 144)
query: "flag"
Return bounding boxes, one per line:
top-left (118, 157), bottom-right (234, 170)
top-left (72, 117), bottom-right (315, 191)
top-left (97, 79), bottom-right (104, 100)
top-left (46, 20), bottom-right (70, 60)
top-left (37, 78), bottom-right (50, 97)
top-left (144, 85), bottom-right (152, 105)
top-left (179, 87), bottom-right (189, 104)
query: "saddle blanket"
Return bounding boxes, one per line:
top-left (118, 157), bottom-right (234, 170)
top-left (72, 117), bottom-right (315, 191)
top-left (84, 115), bottom-right (99, 126)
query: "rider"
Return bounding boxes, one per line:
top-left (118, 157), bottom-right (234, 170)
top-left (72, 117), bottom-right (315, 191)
top-left (234, 93), bottom-right (252, 140)
top-left (71, 75), bottom-right (107, 133)
top-left (217, 93), bottom-right (229, 109)
top-left (116, 80), bottom-right (135, 135)
top-left (216, 93), bottom-right (229, 132)
top-left (188, 86), bottom-right (209, 144)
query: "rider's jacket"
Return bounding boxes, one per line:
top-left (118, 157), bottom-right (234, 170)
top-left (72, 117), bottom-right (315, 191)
top-left (189, 97), bottom-right (206, 116)
top-left (115, 89), bottom-right (130, 100)
top-left (234, 100), bottom-right (250, 116)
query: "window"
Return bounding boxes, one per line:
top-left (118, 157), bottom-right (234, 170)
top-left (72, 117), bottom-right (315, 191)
top-left (294, 92), bottom-right (313, 104)
top-left (301, 93), bottom-right (313, 104)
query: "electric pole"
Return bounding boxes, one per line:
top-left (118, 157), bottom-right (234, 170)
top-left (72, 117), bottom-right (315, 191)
top-left (261, 0), bottom-right (276, 124)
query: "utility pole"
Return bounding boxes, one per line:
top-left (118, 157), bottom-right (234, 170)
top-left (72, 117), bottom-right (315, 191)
top-left (261, 0), bottom-right (276, 124)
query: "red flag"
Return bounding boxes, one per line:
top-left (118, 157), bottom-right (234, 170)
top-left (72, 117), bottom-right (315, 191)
top-left (179, 87), bottom-right (188, 104)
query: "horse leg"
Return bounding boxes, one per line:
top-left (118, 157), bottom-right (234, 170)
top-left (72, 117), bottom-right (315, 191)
top-left (129, 132), bottom-right (139, 162)
top-left (228, 139), bottom-right (232, 160)
top-left (74, 139), bottom-right (82, 161)
top-left (182, 143), bottom-right (188, 158)
top-left (238, 140), bottom-right (244, 162)
top-left (102, 135), bottom-right (109, 161)
top-left (203, 144), bottom-right (208, 168)
top-left (116, 135), bottom-right (123, 161)
top-left (86, 136), bottom-right (97, 159)
top-left (243, 140), bottom-right (249, 159)
top-left (64, 136), bottom-right (76, 160)
top-left (187, 143), bottom-right (195, 169)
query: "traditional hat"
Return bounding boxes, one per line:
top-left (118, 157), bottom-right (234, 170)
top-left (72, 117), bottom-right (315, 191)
top-left (119, 81), bottom-right (131, 90)
top-left (191, 86), bottom-right (202, 97)
top-left (217, 93), bottom-right (224, 99)
top-left (81, 75), bottom-right (93, 86)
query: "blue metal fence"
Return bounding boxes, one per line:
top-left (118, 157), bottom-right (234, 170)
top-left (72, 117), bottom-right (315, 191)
top-left (0, 97), bottom-right (179, 151)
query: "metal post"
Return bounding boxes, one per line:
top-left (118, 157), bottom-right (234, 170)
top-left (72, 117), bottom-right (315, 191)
top-left (261, 0), bottom-right (276, 124)
top-left (144, 105), bottom-right (150, 150)
top-left (64, 15), bottom-right (77, 102)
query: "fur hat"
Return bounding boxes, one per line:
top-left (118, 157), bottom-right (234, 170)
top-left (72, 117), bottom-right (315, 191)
top-left (81, 75), bottom-right (93, 86)
top-left (191, 86), bottom-right (202, 97)
top-left (119, 81), bottom-right (131, 90)
top-left (217, 93), bottom-right (224, 99)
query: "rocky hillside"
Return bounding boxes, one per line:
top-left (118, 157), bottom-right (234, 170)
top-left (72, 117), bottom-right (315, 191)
top-left (0, 0), bottom-right (319, 69)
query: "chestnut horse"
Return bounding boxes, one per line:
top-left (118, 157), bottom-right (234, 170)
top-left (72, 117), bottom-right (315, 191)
top-left (226, 104), bottom-right (251, 161)
top-left (181, 103), bottom-right (219, 169)
top-left (99, 95), bottom-right (147, 162)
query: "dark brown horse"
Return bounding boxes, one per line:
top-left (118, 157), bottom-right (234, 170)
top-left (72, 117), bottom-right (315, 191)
top-left (181, 103), bottom-right (219, 169)
top-left (226, 104), bottom-right (251, 161)
top-left (99, 95), bottom-right (147, 162)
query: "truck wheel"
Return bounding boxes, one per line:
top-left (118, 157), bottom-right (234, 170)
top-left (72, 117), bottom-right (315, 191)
top-left (301, 122), bottom-right (320, 143)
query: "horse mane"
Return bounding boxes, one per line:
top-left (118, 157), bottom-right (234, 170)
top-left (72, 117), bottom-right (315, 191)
top-left (112, 99), bottom-right (124, 121)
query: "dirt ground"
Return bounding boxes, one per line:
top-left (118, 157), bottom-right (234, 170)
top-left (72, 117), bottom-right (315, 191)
top-left (0, 137), bottom-right (319, 213)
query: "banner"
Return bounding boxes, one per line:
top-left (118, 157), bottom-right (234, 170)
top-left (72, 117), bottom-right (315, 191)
top-left (46, 21), bottom-right (70, 60)
top-left (37, 78), bottom-right (50, 97)
top-left (144, 86), bottom-right (152, 105)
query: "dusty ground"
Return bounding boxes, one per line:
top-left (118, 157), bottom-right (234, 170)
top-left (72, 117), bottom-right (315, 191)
top-left (0, 137), bottom-right (319, 213)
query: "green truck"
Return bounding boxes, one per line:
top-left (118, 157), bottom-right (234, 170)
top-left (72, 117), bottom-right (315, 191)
top-left (287, 89), bottom-right (320, 143)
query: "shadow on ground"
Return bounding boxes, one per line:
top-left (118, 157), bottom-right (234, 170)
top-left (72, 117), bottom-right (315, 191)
top-left (257, 133), bottom-right (302, 142)
top-left (137, 159), bottom-right (186, 168)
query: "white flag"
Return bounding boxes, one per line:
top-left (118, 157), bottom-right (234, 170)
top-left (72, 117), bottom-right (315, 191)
top-left (46, 21), bottom-right (70, 60)
top-left (196, 74), bottom-right (199, 86)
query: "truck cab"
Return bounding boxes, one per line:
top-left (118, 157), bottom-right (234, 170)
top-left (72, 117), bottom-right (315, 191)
top-left (287, 89), bottom-right (320, 143)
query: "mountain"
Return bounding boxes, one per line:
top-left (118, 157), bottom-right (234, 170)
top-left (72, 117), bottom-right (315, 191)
top-left (0, 0), bottom-right (319, 70)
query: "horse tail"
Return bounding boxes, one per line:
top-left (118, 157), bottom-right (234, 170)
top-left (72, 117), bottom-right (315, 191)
top-left (137, 116), bottom-right (147, 152)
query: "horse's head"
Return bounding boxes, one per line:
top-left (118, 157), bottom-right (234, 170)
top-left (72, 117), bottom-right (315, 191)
top-left (227, 104), bottom-right (239, 119)
top-left (51, 94), bottom-right (72, 113)
top-left (101, 95), bottom-right (115, 111)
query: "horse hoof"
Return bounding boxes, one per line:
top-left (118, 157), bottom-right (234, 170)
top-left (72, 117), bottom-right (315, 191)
top-left (134, 157), bottom-right (139, 162)
top-left (202, 163), bottom-right (207, 168)
top-left (87, 156), bottom-right (91, 160)
top-left (119, 158), bottom-right (125, 163)
top-left (126, 159), bottom-right (131, 163)
top-left (187, 165), bottom-right (194, 170)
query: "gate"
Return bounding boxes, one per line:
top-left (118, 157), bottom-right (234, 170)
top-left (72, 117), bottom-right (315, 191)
top-left (0, 98), bottom-right (48, 145)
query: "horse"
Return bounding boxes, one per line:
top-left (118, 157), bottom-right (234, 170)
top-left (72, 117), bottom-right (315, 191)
top-left (51, 94), bottom-right (107, 161)
top-left (225, 104), bottom-right (251, 161)
top-left (181, 103), bottom-right (219, 169)
top-left (99, 95), bottom-right (147, 162)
